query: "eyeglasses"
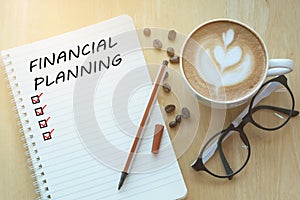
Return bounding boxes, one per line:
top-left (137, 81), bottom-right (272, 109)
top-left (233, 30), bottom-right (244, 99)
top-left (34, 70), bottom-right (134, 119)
top-left (192, 75), bottom-right (299, 180)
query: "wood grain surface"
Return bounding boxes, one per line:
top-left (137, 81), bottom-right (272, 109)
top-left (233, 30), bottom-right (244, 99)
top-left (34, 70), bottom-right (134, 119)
top-left (0, 0), bottom-right (299, 199)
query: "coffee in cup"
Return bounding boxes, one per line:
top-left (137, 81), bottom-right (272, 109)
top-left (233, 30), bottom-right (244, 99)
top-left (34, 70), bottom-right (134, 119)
top-left (180, 19), bottom-right (293, 108)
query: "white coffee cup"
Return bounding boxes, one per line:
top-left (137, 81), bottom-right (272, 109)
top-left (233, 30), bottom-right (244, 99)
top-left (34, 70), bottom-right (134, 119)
top-left (180, 19), bottom-right (294, 108)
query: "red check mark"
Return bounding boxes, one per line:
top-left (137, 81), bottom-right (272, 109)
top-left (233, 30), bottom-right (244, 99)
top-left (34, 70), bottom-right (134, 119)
top-left (38, 117), bottom-right (50, 129)
top-left (31, 93), bottom-right (43, 104)
top-left (35, 105), bottom-right (47, 116)
top-left (43, 129), bottom-right (54, 141)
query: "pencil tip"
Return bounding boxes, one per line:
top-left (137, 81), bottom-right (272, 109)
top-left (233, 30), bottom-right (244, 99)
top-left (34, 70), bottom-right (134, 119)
top-left (118, 172), bottom-right (128, 191)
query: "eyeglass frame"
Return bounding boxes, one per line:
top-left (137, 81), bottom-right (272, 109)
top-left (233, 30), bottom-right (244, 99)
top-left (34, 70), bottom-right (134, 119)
top-left (192, 75), bottom-right (299, 180)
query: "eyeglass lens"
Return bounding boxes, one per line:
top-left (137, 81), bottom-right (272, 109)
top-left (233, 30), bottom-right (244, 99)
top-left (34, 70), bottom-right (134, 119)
top-left (201, 130), bottom-right (249, 177)
top-left (250, 82), bottom-right (293, 130)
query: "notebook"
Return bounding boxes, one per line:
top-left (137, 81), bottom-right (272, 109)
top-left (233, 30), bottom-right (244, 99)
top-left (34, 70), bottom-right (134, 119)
top-left (1, 15), bottom-right (187, 200)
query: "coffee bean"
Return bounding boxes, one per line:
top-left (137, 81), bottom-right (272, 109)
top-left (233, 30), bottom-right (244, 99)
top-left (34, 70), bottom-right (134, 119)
top-left (153, 39), bottom-right (163, 49)
top-left (175, 114), bottom-right (182, 123)
top-left (143, 28), bottom-right (151, 36)
top-left (162, 83), bottom-right (171, 93)
top-left (181, 107), bottom-right (190, 119)
top-left (164, 71), bottom-right (169, 80)
top-left (167, 47), bottom-right (175, 57)
top-left (162, 60), bottom-right (169, 66)
top-left (165, 104), bottom-right (176, 113)
top-left (168, 30), bottom-right (176, 41)
top-left (170, 55), bottom-right (179, 64)
top-left (169, 121), bottom-right (177, 128)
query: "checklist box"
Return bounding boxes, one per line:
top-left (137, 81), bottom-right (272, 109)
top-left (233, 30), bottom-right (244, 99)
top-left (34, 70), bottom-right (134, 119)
top-left (42, 132), bottom-right (52, 141)
top-left (35, 107), bottom-right (44, 116)
top-left (31, 93), bottom-right (43, 104)
top-left (34, 105), bottom-right (46, 116)
top-left (31, 95), bottom-right (40, 104)
top-left (38, 119), bottom-right (48, 129)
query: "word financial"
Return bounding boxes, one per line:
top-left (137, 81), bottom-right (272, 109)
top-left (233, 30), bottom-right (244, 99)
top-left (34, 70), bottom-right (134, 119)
top-left (29, 37), bottom-right (122, 90)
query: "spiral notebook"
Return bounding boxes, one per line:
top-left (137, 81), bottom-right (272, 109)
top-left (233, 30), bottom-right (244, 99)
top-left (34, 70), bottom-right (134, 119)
top-left (1, 15), bottom-right (187, 200)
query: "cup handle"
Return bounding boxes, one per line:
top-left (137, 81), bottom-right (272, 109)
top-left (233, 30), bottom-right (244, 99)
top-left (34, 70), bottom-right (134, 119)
top-left (267, 58), bottom-right (294, 76)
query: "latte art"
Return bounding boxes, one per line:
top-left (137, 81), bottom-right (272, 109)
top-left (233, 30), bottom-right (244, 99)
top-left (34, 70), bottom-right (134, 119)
top-left (195, 28), bottom-right (252, 87)
top-left (215, 29), bottom-right (242, 71)
top-left (182, 20), bottom-right (267, 101)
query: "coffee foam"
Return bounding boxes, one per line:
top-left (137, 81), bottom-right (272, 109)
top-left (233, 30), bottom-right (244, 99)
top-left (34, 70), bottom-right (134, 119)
top-left (182, 20), bottom-right (266, 102)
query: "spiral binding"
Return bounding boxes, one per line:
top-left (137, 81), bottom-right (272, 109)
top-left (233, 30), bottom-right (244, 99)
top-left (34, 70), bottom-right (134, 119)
top-left (1, 54), bottom-right (51, 199)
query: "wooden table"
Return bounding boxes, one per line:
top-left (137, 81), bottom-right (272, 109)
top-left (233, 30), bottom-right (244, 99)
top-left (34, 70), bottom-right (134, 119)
top-left (0, 0), bottom-right (299, 199)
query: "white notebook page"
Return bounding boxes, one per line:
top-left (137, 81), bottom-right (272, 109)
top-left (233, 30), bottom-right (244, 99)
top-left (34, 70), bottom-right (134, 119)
top-left (2, 15), bottom-right (187, 200)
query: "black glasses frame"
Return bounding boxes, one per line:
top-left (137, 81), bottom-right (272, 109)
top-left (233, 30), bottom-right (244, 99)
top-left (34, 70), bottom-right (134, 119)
top-left (192, 75), bottom-right (299, 179)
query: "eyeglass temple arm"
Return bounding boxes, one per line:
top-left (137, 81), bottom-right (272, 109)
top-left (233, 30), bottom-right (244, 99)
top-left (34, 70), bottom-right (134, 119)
top-left (217, 127), bottom-right (235, 180)
top-left (252, 105), bottom-right (299, 117)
